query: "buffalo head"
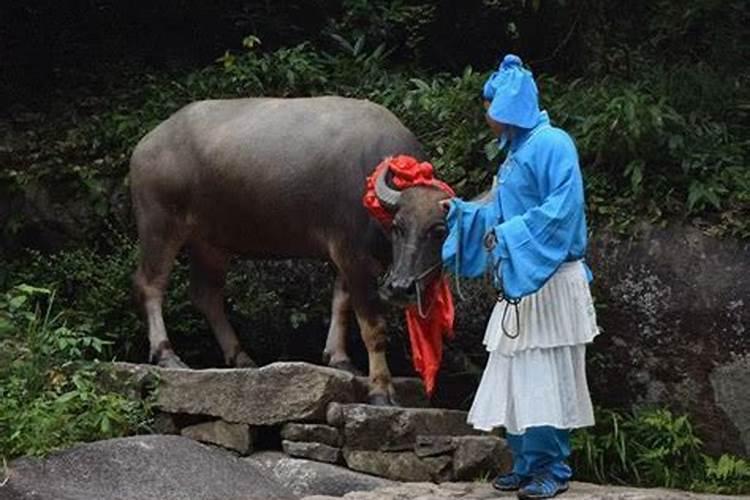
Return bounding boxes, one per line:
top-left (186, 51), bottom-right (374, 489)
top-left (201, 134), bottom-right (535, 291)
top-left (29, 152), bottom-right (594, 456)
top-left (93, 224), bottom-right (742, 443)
top-left (375, 168), bottom-right (451, 305)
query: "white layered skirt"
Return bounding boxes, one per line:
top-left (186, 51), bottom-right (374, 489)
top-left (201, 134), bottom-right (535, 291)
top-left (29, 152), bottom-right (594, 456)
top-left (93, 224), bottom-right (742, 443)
top-left (467, 260), bottom-right (599, 434)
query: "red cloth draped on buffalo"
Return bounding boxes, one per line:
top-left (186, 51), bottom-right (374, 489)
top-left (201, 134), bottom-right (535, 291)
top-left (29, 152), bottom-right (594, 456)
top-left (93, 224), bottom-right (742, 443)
top-left (363, 155), bottom-right (455, 396)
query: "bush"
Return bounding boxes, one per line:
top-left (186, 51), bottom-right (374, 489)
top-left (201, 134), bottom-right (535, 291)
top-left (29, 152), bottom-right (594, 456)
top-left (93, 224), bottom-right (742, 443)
top-left (572, 407), bottom-right (750, 494)
top-left (0, 285), bottom-right (152, 461)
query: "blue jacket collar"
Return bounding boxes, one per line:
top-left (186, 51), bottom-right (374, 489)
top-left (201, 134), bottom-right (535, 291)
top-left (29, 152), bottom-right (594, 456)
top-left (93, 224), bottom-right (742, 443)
top-left (509, 110), bottom-right (550, 152)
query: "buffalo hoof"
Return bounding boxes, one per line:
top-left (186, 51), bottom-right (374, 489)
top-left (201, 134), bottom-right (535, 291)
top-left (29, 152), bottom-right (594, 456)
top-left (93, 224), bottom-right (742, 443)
top-left (233, 351), bottom-right (257, 368)
top-left (157, 354), bottom-right (189, 369)
top-left (329, 359), bottom-right (364, 376)
top-left (368, 391), bottom-right (399, 407)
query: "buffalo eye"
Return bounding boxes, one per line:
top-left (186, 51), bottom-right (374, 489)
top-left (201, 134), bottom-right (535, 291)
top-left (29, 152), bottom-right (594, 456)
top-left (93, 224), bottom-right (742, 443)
top-left (430, 224), bottom-right (447, 239)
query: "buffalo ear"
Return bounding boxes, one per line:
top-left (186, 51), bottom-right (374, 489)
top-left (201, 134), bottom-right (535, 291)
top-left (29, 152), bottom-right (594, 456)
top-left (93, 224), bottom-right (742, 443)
top-left (439, 199), bottom-right (452, 215)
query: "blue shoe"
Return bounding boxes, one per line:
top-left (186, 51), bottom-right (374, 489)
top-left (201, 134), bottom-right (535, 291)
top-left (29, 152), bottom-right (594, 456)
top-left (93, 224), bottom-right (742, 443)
top-left (492, 472), bottom-right (527, 491)
top-left (517, 474), bottom-right (569, 499)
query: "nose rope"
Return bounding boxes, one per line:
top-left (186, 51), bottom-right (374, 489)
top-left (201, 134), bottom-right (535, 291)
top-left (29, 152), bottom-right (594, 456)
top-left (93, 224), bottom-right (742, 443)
top-left (414, 261), bottom-right (442, 319)
top-left (384, 260), bottom-right (442, 319)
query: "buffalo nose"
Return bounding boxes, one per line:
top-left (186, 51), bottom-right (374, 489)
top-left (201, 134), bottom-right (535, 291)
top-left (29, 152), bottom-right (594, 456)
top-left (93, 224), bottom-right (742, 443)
top-left (388, 278), bottom-right (414, 295)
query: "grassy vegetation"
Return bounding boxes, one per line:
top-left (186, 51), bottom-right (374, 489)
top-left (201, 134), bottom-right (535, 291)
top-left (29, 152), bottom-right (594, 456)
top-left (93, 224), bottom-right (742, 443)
top-left (572, 408), bottom-right (750, 494)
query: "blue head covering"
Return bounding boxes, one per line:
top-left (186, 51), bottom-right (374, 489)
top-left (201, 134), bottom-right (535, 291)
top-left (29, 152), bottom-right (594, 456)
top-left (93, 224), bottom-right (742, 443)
top-left (482, 54), bottom-right (540, 129)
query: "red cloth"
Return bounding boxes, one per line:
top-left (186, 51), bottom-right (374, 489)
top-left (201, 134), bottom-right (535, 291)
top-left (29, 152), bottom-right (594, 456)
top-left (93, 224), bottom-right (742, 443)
top-left (363, 155), bottom-right (455, 396)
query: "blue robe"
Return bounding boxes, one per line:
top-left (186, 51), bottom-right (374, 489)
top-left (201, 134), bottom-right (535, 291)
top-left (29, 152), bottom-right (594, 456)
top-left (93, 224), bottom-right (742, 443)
top-left (442, 111), bottom-right (591, 299)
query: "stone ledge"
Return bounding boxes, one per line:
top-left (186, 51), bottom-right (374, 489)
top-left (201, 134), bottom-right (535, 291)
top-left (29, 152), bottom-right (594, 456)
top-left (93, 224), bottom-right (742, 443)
top-left (343, 450), bottom-right (452, 482)
top-left (111, 361), bottom-right (357, 425)
top-left (282, 440), bottom-right (342, 464)
top-left (281, 423), bottom-right (343, 447)
top-left (327, 403), bottom-right (479, 451)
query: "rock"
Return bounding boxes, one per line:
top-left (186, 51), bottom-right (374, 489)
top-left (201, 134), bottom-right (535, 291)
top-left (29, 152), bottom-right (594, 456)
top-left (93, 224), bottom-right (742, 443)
top-left (151, 412), bottom-right (179, 434)
top-left (342, 450), bottom-right (452, 482)
top-left (181, 419), bottom-right (253, 454)
top-left (326, 402), bottom-right (345, 428)
top-left (282, 440), bottom-right (341, 464)
top-left (353, 377), bottom-right (430, 408)
top-left (710, 355), bottom-right (750, 455)
top-left (451, 435), bottom-right (511, 480)
top-left (112, 361), bottom-right (357, 425)
top-left (2, 435), bottom-right (294, 500)
top-left (281, 423), bottom-right (342, 447)
top-left (587, 224), bottom-right (750, 456)
top-left (245, 451), bottom-right (394, 498)
top-left (300, 481), bottom-right (738, 499)
top-left (330, 404), bottom-right (478, 451)
top-left (414, 435), bottom-right (456, 457)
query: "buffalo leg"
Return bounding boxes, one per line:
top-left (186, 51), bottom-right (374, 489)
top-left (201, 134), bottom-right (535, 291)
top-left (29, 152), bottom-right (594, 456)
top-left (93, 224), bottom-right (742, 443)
top-left (133, 211), bottom-right (187, 368)
top-left (353, 307), bottom-right (396, 405)
top-left (323, 275), bottom-right (361, 374)
top-left (189, 242), bottom-right (256, 368)
top-left (347, 272), bottom-right (396, 405)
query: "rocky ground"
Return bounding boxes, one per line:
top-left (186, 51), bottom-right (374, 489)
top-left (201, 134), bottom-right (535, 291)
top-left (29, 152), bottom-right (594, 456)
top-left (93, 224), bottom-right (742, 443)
top-left (2, 363), bottom-right (745, 499)
top-left (2, 435), bottom-right (738, 500)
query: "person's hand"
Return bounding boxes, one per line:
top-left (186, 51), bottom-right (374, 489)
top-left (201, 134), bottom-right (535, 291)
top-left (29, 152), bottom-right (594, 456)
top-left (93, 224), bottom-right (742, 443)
top-left (484, 230), bottom-right (497, 251)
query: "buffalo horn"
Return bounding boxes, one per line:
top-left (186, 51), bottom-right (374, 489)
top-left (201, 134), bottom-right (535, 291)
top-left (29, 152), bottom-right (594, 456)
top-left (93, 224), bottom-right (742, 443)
top-left (374, 167), bottom-right (402, 210)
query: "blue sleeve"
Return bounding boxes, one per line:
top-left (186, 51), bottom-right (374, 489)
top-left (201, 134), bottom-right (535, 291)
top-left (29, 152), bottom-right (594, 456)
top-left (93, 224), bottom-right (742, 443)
top-left (442, 195), bottom-right (500, 278)
top-left (490, 132), bottom-right (584, 298)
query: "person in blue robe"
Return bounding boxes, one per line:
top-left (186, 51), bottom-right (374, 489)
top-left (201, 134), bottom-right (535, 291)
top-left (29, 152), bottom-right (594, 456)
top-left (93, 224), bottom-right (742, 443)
top-left (441, 54), bottom-right (599, 499)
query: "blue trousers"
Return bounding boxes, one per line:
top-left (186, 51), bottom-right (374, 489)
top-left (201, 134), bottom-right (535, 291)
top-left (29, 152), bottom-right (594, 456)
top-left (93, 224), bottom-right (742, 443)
top-left (507, 426), bottom-right (572, 481)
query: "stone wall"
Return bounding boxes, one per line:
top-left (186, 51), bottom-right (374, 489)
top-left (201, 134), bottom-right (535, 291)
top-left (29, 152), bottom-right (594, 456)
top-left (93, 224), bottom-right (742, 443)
top-left (111, 362), bottom-right (512, 482)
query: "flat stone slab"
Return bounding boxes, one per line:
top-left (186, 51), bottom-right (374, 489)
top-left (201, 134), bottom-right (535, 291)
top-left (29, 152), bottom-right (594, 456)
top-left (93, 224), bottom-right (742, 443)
top-left (246, 451), bottom-right (394, 498)
top-left (282, 423), bottom-right (342, 447)
top-left (2, 435), bottom-right (294, 500)
top-left (181, 419), bottom-right (253, 455)
top-left (300, 481), bottom-right (738, 499)
top-left (327, 403), bottom-right (478, 451)
top-left (283, 440), bottom-right (341, 464)
top-left (343, 450), bottom-right (452, 482)
top-left (112, 362), bottom-right (357, 425)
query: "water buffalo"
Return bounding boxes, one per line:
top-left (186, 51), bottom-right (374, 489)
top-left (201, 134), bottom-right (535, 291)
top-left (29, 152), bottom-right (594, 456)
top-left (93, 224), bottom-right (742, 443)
top-left (130, 96), bottom-right (451, 404)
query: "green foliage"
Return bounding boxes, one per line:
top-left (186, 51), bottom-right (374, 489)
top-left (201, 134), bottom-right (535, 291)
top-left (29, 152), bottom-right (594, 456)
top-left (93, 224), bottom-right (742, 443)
top-left (541, 70), bottom-right (749, 237)
top-left (13, 226), bottom-right (212, 362)
top-left (3, 30), bottom-right (748, 243)
top-left (0, 285), bottom-right (152, 461)
top-left (572, 408), bottom-right (750, 494)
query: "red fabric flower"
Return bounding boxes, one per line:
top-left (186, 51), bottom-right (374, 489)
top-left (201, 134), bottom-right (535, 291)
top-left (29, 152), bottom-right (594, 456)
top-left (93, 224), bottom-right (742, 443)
top-left (363, 155), bottom-right (455, 396)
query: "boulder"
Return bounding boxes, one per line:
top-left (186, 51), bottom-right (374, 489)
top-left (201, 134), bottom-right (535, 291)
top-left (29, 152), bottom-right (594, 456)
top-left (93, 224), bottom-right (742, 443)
top-left (112, 362), bottom-right (357, 426)
top-left (282, 441), bottom-right (341, 464)
top-left (710, 355), bottom-right (750, 455)
top-left (245, 451), bottom-right (394, 498)
top-left (2, 435), bottom-right (294, 500)
top-left (342, 450), bottom-right (452, 482)
top-left (181, 419), bottom-right (253, 454)
top-left (281, 423), bottom-right (342, 447)
top-left (587, 224), bottom-right (750, 456)
top-left (327, 403), bottom-right (478, 451)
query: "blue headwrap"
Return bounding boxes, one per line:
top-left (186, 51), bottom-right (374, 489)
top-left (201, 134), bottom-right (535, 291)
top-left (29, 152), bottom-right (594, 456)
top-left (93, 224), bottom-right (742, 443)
top-left (482, 54), bottom-right (540, 129)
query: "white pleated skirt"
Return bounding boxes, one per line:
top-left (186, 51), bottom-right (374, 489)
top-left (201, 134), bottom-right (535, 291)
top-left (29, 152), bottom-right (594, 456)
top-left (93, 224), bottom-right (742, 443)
top-left (467, 261), bottom-right (599, 434)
